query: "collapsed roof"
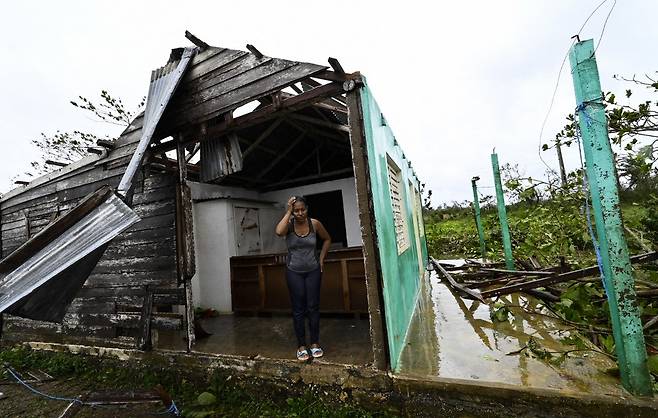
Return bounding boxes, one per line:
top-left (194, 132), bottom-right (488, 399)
top-left (0, 33), bottom-right (357, 322)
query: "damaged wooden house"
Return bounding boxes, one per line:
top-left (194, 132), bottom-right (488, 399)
top-left (0, 33), bottom-right (427, 372)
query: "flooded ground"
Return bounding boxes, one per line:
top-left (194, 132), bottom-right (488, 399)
top-left (397, 268), bottom-right (625, 396)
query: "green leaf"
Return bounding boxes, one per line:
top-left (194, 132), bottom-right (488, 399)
top-left (647, 355), bottom-right (658, 375)
top-left (197, 391), bottom-right (217, 406)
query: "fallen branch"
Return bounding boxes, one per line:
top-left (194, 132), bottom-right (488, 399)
top-left (644, 315), bottom-right (658, 330)
top-left (481, 251), bottom-right (658, 298)
top-left (430, 257), bottom-right (484, 302)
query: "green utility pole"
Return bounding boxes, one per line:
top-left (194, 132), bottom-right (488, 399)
top-left (491, 153), bottom-right (514, 269)
top-left (569, 39), bottom-right (652, 396)
top-left (471, 176), bottom-right (487, 260)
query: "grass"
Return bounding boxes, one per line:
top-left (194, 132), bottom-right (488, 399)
top-left (0, 345), bottom-right (398, 417)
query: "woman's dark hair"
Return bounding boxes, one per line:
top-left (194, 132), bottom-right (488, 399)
top-left (293, 196), bottom-right (308, 208)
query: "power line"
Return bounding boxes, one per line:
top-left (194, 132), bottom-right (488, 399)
top-left (593, 0), bottom-right (617, 56)
top-left (536, 0), bottom-right (616, 174)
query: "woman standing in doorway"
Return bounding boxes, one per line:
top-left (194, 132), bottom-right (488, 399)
top-left (275, 196), bottom-right (332, 361)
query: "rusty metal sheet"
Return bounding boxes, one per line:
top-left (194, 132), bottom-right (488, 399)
top-left (117, 47), bottom-right (197, 197)
top-left (0, 193), bottom-right (140, 320)
top-left (200, 133), bottom-right (243, 182)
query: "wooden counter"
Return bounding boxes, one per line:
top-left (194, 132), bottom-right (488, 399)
top-left (230, 247), bottom-right (367, 314)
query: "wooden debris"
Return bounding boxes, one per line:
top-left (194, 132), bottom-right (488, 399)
top-left (480, 268), bottom-right (556, 277)
top-left (480, 251), bottom-right (658, 299)
top-left (430, 258), bottom-right (484, 302)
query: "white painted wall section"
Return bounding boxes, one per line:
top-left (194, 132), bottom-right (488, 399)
top-left (192, 200), bottom-right (234, 312)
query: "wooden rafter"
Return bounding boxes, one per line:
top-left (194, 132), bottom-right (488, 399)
top-left (288, 113), bottom-right (349, 133)
top-left (283, 117), bottom-right (350, 149)
top-left (258, 131), bottom-right (307, 178)
top-left (266, 168), bottom-right (353, 190)
top-left (151, 81), bottom-right (351, 154)
top-left (327, 58), bottom-right (345, 76)
top-left (278, 141), bottom-right (325, 182)
top-left (242, 118), bottom-right (283, 157)
top-left (185, 143), bottom-right (201, 162)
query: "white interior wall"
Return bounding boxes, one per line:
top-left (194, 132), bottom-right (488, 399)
top-left (191, 199), bottom-right (233, 312)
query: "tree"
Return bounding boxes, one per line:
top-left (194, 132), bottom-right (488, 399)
top-left (14, 91), bottom-right (144, 181)
top-left (546, 72), bottom-right (658, 191)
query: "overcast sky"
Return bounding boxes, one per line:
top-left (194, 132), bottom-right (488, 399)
top-left (0, 0), bottom-right (655, 205)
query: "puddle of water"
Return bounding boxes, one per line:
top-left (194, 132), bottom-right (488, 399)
top-left (398, 270), bottom-right (625, 396)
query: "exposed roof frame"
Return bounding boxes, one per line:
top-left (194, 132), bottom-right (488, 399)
top-left (151, 79), bottom-right (356, 154)
top-left (257, 130), bottom-right (307, 178)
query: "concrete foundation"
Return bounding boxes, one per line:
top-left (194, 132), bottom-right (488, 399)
top-left (20, 341), bottom-right (658, 417)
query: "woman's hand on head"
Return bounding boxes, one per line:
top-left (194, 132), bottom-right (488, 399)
top-left (287, 196), bottom-right (296, 213)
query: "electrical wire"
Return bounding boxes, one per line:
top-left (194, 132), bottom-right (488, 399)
top-left (574, 120), bottom-right (608, 296)
top-left (4, 366), bottom-right (83, 405)
top-left (3, 365), bottom-right (181, 416)
top-left (537, 0), bottom-right (616, 173)
top-left (593, 0), bottom-right (617, 56)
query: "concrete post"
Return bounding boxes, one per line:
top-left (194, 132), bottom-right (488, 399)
top-left (491, 153), bottom-right (514, 269)
top-left (569, 39), bottom-right (652, 396)
top-left (471, 177), bottom-right (487, 260)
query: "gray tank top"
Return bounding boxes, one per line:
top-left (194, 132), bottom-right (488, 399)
top-left (286, 218), bottom-right (319, 273)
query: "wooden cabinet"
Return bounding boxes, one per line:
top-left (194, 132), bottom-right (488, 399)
top-left (230, 247), bottom-right (367, 314)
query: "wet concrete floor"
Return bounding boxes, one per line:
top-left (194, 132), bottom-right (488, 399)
top-left (398, 269), bottom-right (626, 396)
top-left (160, 314), bottom-right (373, 365)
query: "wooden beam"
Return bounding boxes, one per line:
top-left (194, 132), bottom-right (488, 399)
top-left (290, 84), bottom-right (303, 94)
top-left (303, 78), bottom-right (348, 106)
top-left (246, 44), bottom-right (264, 59)
top-left (266, 168), bottom-right (353, 189)
top-left (237, 135), bottom-right (292, 158)
top-left (283, 117), bottom-right (350, 148)
top-left (278, 141), bottom-right (325, 182)
top-left (328, 57), bottom-right (345, 75)
top-left (313, 101), bottom-right (348, 114)
top-left (242, 118), bottom-right (283, 157)
top-left (313, 69), bottom-right (358, 82)
top-left (175, 141), bottom-right (195, 284)
top-left (346, 87), bottom-right (387, 369)
top-left (184, 30), bottom-right (209, 50)
top-left (96, 139), bottom-right (115, 149)
top-left (288, 112), bottom-right (350, 133)
top-left (150, 81), bottom-right (347, 154)
top-left (185, 143), bottom-right (200, 162)
top-left (258, 131), bottom-right (306, 178)
top-left (45, 160), bottom-right (68, 167)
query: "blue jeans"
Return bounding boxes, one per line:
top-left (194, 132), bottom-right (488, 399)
top-left (285, 267), bottom-right (321, 347)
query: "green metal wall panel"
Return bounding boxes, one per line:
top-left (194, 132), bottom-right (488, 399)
top-left (359, 83), bottom-right (428, 370)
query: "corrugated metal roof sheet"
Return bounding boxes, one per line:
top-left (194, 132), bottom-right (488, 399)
top-left (118, 47), bottom-right (197, 196)
top-left (200, 134), bottom-right (243, 182)
top-left (0, 192), bottom-right (139, 319)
